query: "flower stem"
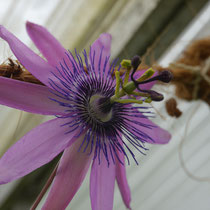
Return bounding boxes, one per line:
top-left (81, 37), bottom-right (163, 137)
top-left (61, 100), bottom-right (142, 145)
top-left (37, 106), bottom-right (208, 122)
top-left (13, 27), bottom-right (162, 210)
top-left (30, 163), bottom-right (59, 210)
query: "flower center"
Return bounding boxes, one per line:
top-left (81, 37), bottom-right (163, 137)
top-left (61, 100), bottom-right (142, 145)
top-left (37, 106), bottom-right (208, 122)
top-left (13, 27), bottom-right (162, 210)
top-left (89, 95), bottom-right (113, 122)
top-left (49, 50), bottom-right (171, 165)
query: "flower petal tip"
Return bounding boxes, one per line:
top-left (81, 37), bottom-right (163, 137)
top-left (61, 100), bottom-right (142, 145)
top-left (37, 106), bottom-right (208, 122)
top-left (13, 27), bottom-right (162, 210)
top-left (160, 131), bottom-right (172, 144)
top-left (101, 33), bottom-right (112, 40)
top-left (26, 21), bottom-right (41, 32)
top-left (0, 25), bottom-right (7, 39)
top-left (126, 203), bottom-right (132, 210)
top-left (26, 20), bottom-right (33, 25)
top-left (26, 21), bottom-right (49, 39)
top-left (98, 33), bottom-right (112, 49)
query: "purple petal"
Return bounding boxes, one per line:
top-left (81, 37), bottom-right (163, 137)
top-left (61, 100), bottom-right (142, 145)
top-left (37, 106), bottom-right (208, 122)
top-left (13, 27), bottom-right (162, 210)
top-left (42, 136), bottom-right (93, 210)
top-left (90, 155), bottom-right (115, 210)
top-left (125, 113), bottom-right (171, 144)
top-left (0, 25), bottom-right (56, 86)
top-left (0, 76), bottom-right (65, 115)
top-left (90, 33), bottom-right (111, 76)
top-left (0, 118), bottom-right (79, 184)
top-left (116, 138), bottom-right (131, 209)
top-left (26, 21), bottom-right (72, 69)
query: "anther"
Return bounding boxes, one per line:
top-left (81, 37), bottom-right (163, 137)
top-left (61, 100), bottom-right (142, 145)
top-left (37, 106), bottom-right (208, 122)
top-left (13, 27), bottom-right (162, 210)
top-left (120, 59), bottom-right (132, 70)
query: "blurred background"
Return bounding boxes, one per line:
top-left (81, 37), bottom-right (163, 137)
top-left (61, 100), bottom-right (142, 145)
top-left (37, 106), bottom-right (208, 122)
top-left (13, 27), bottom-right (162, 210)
top-left (0, 0), bottom-right (210, 209)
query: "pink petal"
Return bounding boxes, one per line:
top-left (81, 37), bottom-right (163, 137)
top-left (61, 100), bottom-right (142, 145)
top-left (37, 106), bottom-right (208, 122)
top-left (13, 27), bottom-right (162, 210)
top-left (0, 25), bottom-right (56, 86)
top-left (0, 118), bottom-right (79, 184)
top-left (116, 138), bottom-right (131, 209)
top-left (90, 155), bottom-right (116, 210)
top-left (42, 136), bottom-right (93, 210)
top-left (0, 76), bottom-right (65, 115)
top-left (125, 114), bottom-right (171, 144)
top-left (90, 33), bottom-right (111, 76)
top-left (26, 21), bottom-right (72, 69)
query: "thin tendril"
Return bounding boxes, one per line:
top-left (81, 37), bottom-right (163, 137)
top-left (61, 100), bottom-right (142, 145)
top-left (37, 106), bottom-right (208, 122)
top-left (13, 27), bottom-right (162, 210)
top-left (179, 103), bottom-right (210, 182)
top-left (30, 162), bottom-right (59, 210)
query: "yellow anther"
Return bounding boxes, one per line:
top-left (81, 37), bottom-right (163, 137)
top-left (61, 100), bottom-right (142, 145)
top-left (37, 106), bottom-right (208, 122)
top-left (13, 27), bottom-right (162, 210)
top-left (120, 59), bottom-right (132, 70)
top-left (137, 68), bottom-right (155, 83)
top-left (114, 99), bottom-right (143, 104)
top-left (120, 59), bottom-right (132, 86)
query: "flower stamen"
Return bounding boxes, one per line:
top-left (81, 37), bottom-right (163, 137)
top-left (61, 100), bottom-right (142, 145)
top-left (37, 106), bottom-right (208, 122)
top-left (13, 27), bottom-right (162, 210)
top-left (111, 55), bottom-right (173, 104)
